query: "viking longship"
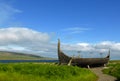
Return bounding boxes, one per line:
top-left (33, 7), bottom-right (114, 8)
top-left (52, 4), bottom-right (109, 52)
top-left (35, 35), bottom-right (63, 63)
top-left (58, 39), bottom-right (110, 67)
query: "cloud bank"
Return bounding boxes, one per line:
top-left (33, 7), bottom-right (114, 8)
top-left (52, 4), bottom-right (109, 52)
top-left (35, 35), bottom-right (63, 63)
top-left (0, 27), bottom-right (50, 44)
top-left (0, 27), bottom-right (119, 59)
top-left (0, 27), bottom-right (54, 56)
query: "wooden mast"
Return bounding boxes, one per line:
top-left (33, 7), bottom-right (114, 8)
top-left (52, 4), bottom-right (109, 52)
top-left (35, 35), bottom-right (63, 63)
top-left (58, 39), bottom-right (61, 64)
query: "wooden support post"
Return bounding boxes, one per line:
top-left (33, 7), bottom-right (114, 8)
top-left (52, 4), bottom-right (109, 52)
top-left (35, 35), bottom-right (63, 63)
top-left (87, 65), bottom-right (90, 69)
top-left (104, 64), bottom-right (106, 67)
top-left (68, 58), bottom-right (72, 66)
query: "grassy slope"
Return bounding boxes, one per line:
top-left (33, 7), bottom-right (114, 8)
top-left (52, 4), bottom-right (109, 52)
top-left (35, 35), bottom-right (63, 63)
top-left (0, 51), bottom-right (51, 60)
top-left (103, 60), bottom-right (120, 80)
top-left (0, 63), bottom-right (97, 81)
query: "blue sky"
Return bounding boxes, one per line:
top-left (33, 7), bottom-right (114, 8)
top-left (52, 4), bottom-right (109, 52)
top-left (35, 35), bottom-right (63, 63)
top-left (0, 0), bottom-right (120, 59)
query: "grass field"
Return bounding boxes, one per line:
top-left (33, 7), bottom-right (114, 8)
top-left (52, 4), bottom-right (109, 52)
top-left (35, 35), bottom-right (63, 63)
top-left (0, 63), bottom-right (97, 81)
top-left (103, 60), bottom-right (120, 80)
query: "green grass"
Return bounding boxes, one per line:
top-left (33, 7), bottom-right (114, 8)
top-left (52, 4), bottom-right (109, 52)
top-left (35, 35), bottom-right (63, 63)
top-left (109, 60), bottom-right (120, 63)
top-left (0, 63), bottom-right (97, 81)
top-left (103, 60), bottom-right (120, 80)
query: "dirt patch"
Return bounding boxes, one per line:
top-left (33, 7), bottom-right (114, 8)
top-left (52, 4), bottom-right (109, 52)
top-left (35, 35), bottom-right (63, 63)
top-left (90, 67), bottom-right (117, 81)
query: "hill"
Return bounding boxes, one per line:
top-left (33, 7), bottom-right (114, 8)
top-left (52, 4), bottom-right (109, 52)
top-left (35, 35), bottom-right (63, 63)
top-left (0, 51), bottom-right (50, 60)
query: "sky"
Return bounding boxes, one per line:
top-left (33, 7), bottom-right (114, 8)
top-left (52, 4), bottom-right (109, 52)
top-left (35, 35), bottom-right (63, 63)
top-left (0, 0), bottom-right (120, 59)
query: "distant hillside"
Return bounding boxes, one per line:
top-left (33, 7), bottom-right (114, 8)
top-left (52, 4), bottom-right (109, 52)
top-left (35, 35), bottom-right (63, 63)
top-left (0, 51), bottom-right (50, 60)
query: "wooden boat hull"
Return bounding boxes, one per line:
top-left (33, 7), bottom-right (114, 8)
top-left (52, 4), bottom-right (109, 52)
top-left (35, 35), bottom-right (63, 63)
top-left (58, 39), bottom-right (110, 67)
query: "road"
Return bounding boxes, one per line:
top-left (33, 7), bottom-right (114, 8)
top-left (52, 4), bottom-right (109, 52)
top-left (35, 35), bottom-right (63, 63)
top-left (90, 67), bottom-right (117, 81)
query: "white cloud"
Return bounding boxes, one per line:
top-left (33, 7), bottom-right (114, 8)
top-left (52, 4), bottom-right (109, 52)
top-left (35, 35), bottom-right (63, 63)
top-left (63, 27), bottom-right (90, 34)
top-left (61, 43), bottom-right (94, 51)
top-left (0, 27), bottom-right (50, 45)
top-left (95, 41), bottom-right (120, 51)
top-left (0, 3), bottom-right (21, 24)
